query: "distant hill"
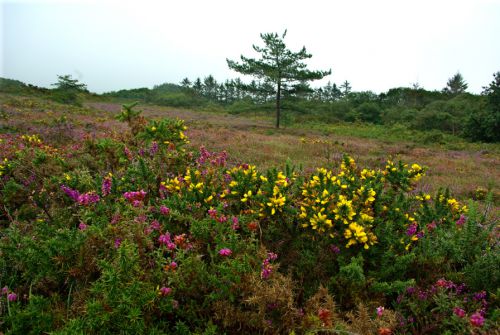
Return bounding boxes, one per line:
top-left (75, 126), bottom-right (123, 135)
top-left (0, 77), bottom-right (51, 95)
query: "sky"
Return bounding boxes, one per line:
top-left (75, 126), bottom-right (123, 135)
top-left (1, 0), bottom-right (499, 94)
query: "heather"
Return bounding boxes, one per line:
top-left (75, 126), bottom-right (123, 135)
top-left (0, 101), bottom-right (498, 334)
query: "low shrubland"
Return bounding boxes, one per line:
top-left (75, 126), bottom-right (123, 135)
top-left (0, 104), bottom-right (498, 334)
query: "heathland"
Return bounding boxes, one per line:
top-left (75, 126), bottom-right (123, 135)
top-left (0, 75), bottom-right (498, 334)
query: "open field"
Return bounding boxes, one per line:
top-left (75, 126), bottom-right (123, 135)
top-left (2, 94), bottom-right (498, 203)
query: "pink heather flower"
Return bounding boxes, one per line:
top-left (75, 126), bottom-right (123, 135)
top-left (197, 146), bottom-right (211, 165)
top-left (101, 176), bottom-right (112, 196)
top-left (150, 220), bottom-right (161, 231)
top-left (2, 286), bottom-right (8, 295)
top-left (159, 286), bottom-right (172, 296)
top-left (231, 216), bottom-right (239, 230)
top-left (7, 293), bottom-right (17, 302)
top-left (110, 214), bottom-right (121, 225)
top-left (453, 307), bottom-right (466, 318)
top-left (114, 238), bottom-right (122, 249)
top-left (208, 208), bottom-right (217, 218)
top-left (61, 185), bottom-right (80, 202)
top-left (406, 222), bottom-right (418, 236)
top-left (376, 306), bottom-right (385, 317)
top-left (473, 291), bottom-right (487, 301)
top-left (77, 192), bottom-right (100, 206)
top-left (261, 252), bottom-right (278, 279)
top-left (158, 233), bottom-right (171, 245)
top-left (149, 141), bottom-right (158, 157)
top-left (169, 261), bottom-right (177, 270)
top-left (123, 190), bottom-right (147, 205)
top-left (436, 278), bottom-right (449, 288)
top-left (330, 245), bottom-right (341, 254)
top-left (261, 265), bottom-right (273, 279)
top-left (217, 215), bottom-right (227, 223)
top-left (78, 222), bottom-right (88, 231)
top-left (267, 252), bottom-right (278, 261)
top-left (124, 147), bottom-right (133, 160)
top-left (470, 312), bottom-right (485, 327)
top-left (218, 248), bottom-right (232, 257)
top-left (456, 214), bottom-right (466, 227)
top-left (134, 214), bottom-right (147, 223)
top-left (427, 221), bottom-right (437, 231)
top-left (160, 206), bottom-right (170, 215)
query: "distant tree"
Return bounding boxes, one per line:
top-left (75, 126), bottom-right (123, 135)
top-left (52, 74), bottom-right (87, 92)
top-left (340, 80), bottom-right (352, 98)
top-left (180, 78), bottom-right (192, 89)
top-left (443, 72), bottom-right (468, 95)
top-left (192, 78), bottom-right (203, 94)
top-left (482, 71), bottom-right (500, 109)
top-left (287, 81), bottom-right (313, 100)
top-left (464, 71), bottom-right (500, 142)
top-left (203, 75), bottom-right (218, 100)
top-left (323, 81), bottom-right (342, 101)
top-left (227, 30), bottom-right (330, 128)
top-left (51, 74), bottom-right (87, 105)
top-left (357, 102), bottom-right (382, 124)
top-left (348, 91), bottom-right (378, 107)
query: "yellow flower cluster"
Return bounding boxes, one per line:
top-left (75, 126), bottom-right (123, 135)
top-left (344, 222), bottom-right (377, 249)
top-left (300, 137), bottom-right (333, 145)
top-left (0, 158), bottom-right (10, 177)
top-left (262, 185), bottom-right (287, 216)
top-left (409, 163), bottom-right (424, 182)
top-left (438, 195), bottom-right (468, 214)
top-left (223, 164), bottom-right (294, 218)
top-left (161, 167), bottom-right (218, 204)
top-left (298, 157), bottom-right (380, 249)
top-left (21, 134), bottom-right (42, 144)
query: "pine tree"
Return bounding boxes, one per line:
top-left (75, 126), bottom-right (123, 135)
top-left (227, 30), bottom-right (330, 128)
top-left (443, 72), bottom-right (468, 95)
top-left (340, 80), bottom-right (352, 98)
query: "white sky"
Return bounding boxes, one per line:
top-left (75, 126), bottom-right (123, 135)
top-left (1, 0), bottom-right (499, 93)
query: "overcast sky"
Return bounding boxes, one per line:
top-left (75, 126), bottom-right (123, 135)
top-left (1, 0), bottom-right (499, 93)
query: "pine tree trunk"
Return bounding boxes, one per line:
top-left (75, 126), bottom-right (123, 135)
top-left (276, 81), bottom-right (281, 128)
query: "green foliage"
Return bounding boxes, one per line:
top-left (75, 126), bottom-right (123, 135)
top-left (0, 111), bottom-right (498, 334)
top-left (4, 295), bottom-right (57, 335)
top-left (464, 71), bottom-right (500, 142)
top-left (50, 74), bottom-right (88, 106)
top-left (356, 102), bottom-right (382, 124)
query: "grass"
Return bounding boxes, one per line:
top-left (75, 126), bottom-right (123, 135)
top-left (1, 92), bottom-right (499, 203)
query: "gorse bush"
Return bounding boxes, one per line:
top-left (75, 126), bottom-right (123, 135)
top-left (0, 104), bottom-right (498, 334)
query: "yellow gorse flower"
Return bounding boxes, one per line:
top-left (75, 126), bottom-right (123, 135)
top-left (241, 190), bottom-right (252, 202)
top-left (266, 193), bottom-right (286, 215)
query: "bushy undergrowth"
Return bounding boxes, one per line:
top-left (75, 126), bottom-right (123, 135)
top-left (0, 105), bottom-right (498, 334)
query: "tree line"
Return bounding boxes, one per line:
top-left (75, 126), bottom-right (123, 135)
top-left (1, 30), bottom-right (498, 142)
top-left (101, 70), bottom-right (498, 142)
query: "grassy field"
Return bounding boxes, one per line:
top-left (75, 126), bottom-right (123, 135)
top-left (2, 92), bottom-right (499, 203)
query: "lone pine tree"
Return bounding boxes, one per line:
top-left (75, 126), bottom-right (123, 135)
top-left (227, 30), bottom-right (330, 128)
